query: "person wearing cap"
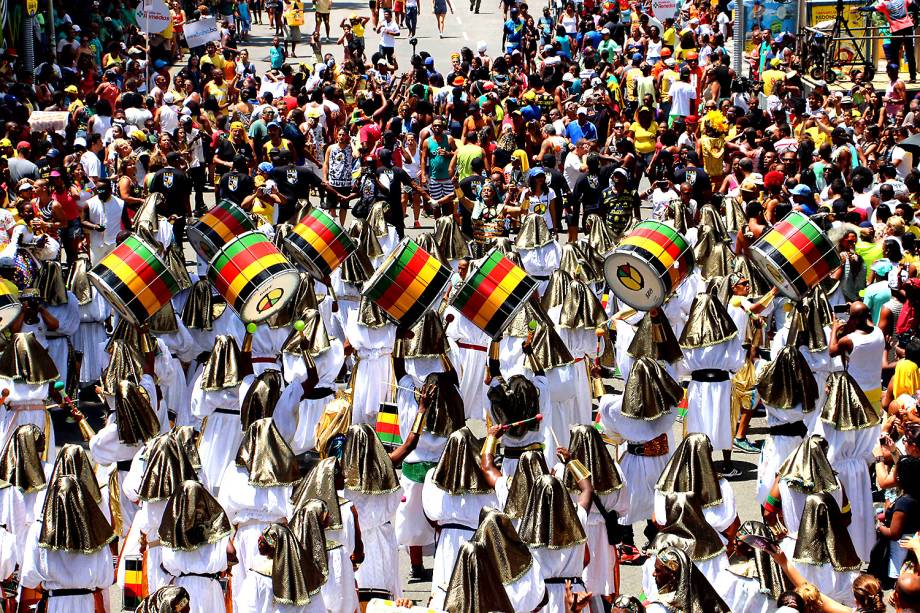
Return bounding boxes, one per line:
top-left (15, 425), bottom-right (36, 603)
top-left (602, 166), bottom-right (641, 238)
top-left (564, 106), bottom-right (598, 143)
top-left (503, 7), bottom-right (525, 53)
top-left (668, 65), bottom-right (697, 127)
top-left (791, 183), bottom-right (817, 216)
top-left (761, 58), bottom-right (786, 97)
top-left (8, 141), bottom-right (36, 187)
top-left (215, 121), bottom-right (255, 176)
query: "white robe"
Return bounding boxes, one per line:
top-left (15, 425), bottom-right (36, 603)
top-left (682, 330), bottom-right (746, 451)
top-left (444, 306), bottom-right (490, 421)
top-left (72, 287), bottom-right (110, 384)
top-left (518, 242), bottom-right (562, 295)
top-left (531, 505), bottom-right (589, 612)
top-left (44, 293), bottom-right (80, 387)
top-left (714, 566), bottom-right (776, 613)
top-left (161, 537), bottom-right (230, 613)
top-left (344, 309), bottom-right (396, 425)
top-left (323, 498), bottom-right (359, 613)
top-left (19, 521), bottom-right (114, 613)
top-left (345, 489), bottom-right (403, 598)
top-left (237, 559), bottom-right (326, 613)
top-left (189, 367), bottom-right (243, 491)
top-left (0, 380), bottom-right (56, 466)
top-left (755, 401), bottom-right (809, 504)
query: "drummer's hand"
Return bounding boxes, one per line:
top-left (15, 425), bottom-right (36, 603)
top-left (487, 424), bottom-right (504, 438)
top-left (556, 447), bottom-right (571, 463)
top-left (167, 214), bottom-right (179, 223)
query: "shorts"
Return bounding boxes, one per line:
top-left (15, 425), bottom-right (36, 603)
top-left (287, 25), bottom-right (302, 41)
top-left (327, 181), bottom-right (353, 208)
top-left (62, 218), bottom-right (83, 243)
top-left (428, 178), bottom-right (453, 200)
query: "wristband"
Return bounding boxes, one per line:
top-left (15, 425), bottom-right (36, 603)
top-left (841, 502), bottom-right (851, 514)
top-left (765, 494), bottom-right (782, 508)
top-left (763, 501), bottom-right (779, 515)
top-left (411, 409), bottom-right (426, 435)
top-left (482, 435), bottom-right (499, 457)
top-left (567, 458), bottom-right (592, 482)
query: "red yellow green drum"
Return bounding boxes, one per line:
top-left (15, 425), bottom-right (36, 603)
top-left (283, 207), bottom-right (356, 280)
top-left (188, 199), bottom-right (257, 262)
top-left (750, 211), bottom-right (841, 300)
top-left (363, 238), bottom-right (451, 326)
top-left (208, 231), bottom-right (301, 323)
top-left (450, 249), bottom-right (538, 338)
top-left (603, 221), bottom-right (695, 311)
top-left (0, 281), bottom-right (21, 332)
top-left (88, 235), bottom-right (180, 324)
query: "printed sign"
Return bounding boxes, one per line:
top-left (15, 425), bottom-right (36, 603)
top-left (136, 0), bottom-right (171, 33)
top-left (651, 0), bottom-right (678, 22)
top-left (183, 17), bottom-right (221, 48)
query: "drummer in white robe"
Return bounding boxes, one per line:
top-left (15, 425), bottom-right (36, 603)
top-left (715, 520), bottom-right (792, 613)
top-left (599, 357), bottom-right (681, 549)
top-left (345, 297), bottom-right (396, 426)
top-left (237, 523), bottom-right (327, 613)
top-left (189, 335), bottom-right (247, 491)
top-left (394, 372), bottom-right (465, 581)
top-left (0, 333), bottom-right (59, 467)
top-left (219, 418), bottom-right (298, 606)
top-left (444, 300), bottom-right (491, 422)
top-left (331, 225), bottom-right (377, 338)
top-left (0, 424), bottom-right (52, 567)
top-left (422, 428), bottom-right (498, 610)
top-left (19, 475), bottom-right (115, 613)
top-left (813, 372), bottom-right (881, 563)
top-left (442, 540), bottom-right (518, 613)
top-left (159, 480), bottom-right (232, 613)
top-left (34, 262), bottom-right (79, 388)
top-left (754, 344), bottom-right (820, 504)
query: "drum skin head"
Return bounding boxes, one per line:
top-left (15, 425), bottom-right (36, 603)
top-left (0, 299), bottom-right (22, 333)
top-left (603, 251), bottom-right (667, 311)
top-left (88, 270), bottom-right (142, 324)
top-left (238, 268), bottom-right (302, 323)
top-left (749, 246), bottom-right (800, 299)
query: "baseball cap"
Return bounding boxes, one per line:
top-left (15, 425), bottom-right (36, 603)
top-left (686, 115), bottom-right (699, 124)
top-left (267, 121), bottom-right (281, 129)
top-left (307, 108), bottom-right (321, 119)
top-left (523, 90), bottom-right (536, 101)
top-left (73, 137), bottom-right (87, 148)
top-left (686, 51), bottom-right (699, 60)
top-left (72, 24), bottom-right (81, 32)
top-left (632, 52), bottom-right (643, 62)
top-left (612, 167), bottom-right (629, 179)
top-left (164, 92), bottom-right (175, 104)
top-left (424, 57), bottom-right (434, 67)
top-left (562, 73), bottom-right (575, 82)
top-left (452, 76), bottom-right (466, 86)
top-left (130, 130), bottom-right (147, 141)
top-left (153, 59), bottom-right (168, 69)
top-left (791, 184), bottom-right (812, 197)
top-left (18, 181), bottom-right (33, 192)
top-left (16, 141), bottom-right (30, 150)
top-left (258, 162), bottom-right (273, 173)
top-left (64, 85), bottom-right (78, 94)
top-left (577, 106), bottom-right (588, 115)
top-left (661, 48), bottom-right (672, 57)
top-left (230, 121), bottom-right (245, 130)
top-left (0, 138), bottom-right (11, 148)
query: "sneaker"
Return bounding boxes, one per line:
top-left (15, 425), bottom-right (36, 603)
top-left (733, 438), bottom-right (761, 454)
top-left (617, 544), bottom-right (645, 564)
top-left (722, 466), bottom-right (742, 478)
top-left (409, 565), bottom-right (432, 582)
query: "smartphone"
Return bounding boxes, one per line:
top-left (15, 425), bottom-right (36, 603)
top-left (833, 303), bottom-right (850, 323)
top-left (739, 533), bottom-right (779, 553)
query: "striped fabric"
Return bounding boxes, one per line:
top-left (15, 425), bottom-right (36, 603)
top-left (285, 208), bottom-right (356, 279)
top-left (451, 250), bottom-right (538, 338)
top-left (364, 239), bottom-right (451, 326)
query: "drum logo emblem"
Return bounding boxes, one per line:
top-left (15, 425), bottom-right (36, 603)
top-left (228, 175), bottom-right (239, 191)
top-left (257, 288), bottom-right (285, 312)
top-left (287, 168), bottom-right (298, 184)
top-left (617, 263), bottom-right (644, 291)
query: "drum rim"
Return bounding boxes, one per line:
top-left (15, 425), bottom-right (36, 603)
top-left (362, 236), bottom-right (418, 293)
top-left (0, 299), bottom-right (22, 333)
top-left (603, 251), bottom-right (670, 311)
top-left (749, 244), bottom-right (802, 299)
top-left (282, 233), bottom-right (329, 281)
top-left (451, 247), bottom-right (538, 338)
top-left (207, 229), bottom-right (277, 267)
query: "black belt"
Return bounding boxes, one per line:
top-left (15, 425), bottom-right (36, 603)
top-left (691, 369), bottom-right (730, 382)
top-left (48, 588), bottom-right (94, 597)
top-left (116, 459), bottom-right (133, 472)
top-left (440, 523), bottom-right (475, 532)
top-left (45, 334), bottom-right (67, 340)
top-left (358, 588), bottom-right (393, 602)
top-left (531, 274), bottom-right (550, 280)
top-left (179, 571), bottom-right (221, 581)
top-left (768, 421), bottom-right (807, 438)
top-left (545, 577), bottom-right (585, 585)
top-left (214, 407), bottom-right (240, 415)
top-left (304, 387), bottom-right (335, 400)
top-left (503, 443), bottom-right (543, 460)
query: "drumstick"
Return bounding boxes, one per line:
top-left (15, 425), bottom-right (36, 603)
top-left (499, 414), bottom-right (542, 431)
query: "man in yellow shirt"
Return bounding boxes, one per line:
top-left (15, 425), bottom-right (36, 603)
top-left (662, 17), bottom-right (677, 48)
top-left (761, 58), bottom-right (786, 96)
top-left (204, 69), bottom-right (232, 111)
top-left (199, 41), bottom-right (226, 71)
top-left (263, 121), bottom-right (294, 160)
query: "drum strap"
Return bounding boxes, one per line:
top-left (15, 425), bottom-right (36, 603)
top-left (767, 421), bottom-right (807, 438)
top-left (214, 407), bottom-right (241, 415)
top-left (358, 588), bottom-right (393, 603)
top-left (456, 342), bottom-right (488, 352)
top-left (178, 572), bottom-right (222, 581)
top-left (251, 356), bottom-right (278, 364)
top-left (503, 443), bottom-right (544, 460)
top-left (303, 387), bottom-right (335, 400)
top-left (690, 369), bottom-right (730, 382)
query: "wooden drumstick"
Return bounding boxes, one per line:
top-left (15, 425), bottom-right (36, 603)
top-left (499, 414), bottom-right (543, 431)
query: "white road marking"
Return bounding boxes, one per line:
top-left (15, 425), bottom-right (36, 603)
top-left (463, 31), bottom-right (469, 39)
top-left (456, 16), bottom-right (463, 23)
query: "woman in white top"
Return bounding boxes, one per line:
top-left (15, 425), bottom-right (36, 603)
top-left (403, 132), bottom-right (423, 228)
top-left (519, 168), bottom-right (557, 231)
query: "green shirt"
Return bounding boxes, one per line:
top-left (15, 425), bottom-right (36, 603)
top-left (455, 143), bottom-right (483, 181)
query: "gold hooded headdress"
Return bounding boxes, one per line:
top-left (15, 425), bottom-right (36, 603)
top-left (518, 474), bottom-right (587, 549)
top-left (137, 435), bottom-right (199, 502)
top-left (114, 379), bottom-right (160, 445)
top-left (432, 428), bottom-right (494, 495)
top-left (776, 435), bottom-right (838, 494)
top-left (101, 339), bottom-right (143, 396)
top-left (290, 457), bottom-right (343, 530)
top-left (652, 546), bottom-right (731, 613)
top-left (340, 222), bottom-right (376, 284)
top-left (504, 300), bottom-right (547, 338)
top-left (235, 418), bottom-right (300, 488)
top-left (540, 269), bottom-right (571, 313)
top-left (416, 231), bottom-right (451, 268)
top-left (820, 371), bottom-right (882, 431)
top-left (267, 273), bottom-right (320, 329)
top-left (474, 507), bottom-right (533, 584)
top-left (37, 260), bottom-right (67, 306)
top-left (435, 215), bottom-right (471, 260)
top-left (622, 356), bottom-right (683, 421)
top-left (259, 523), bottom-right (325, 606)
top-left (504, 450), bottom-right (549, 520)
top-left (678, 293), bottom-right (738, 349)
top-left (393, 310), bottom-right (449, 358)
top-left (731, 520), bottom-right (790, 599)
top-left (66, 253), bottom-right (93, 305)
top-left (652, 492), bottom-right (725, 561)
top-left (565, 424), bottom-right (623, 495)
top-left (756, 345), bottom-right (819, 412)
top-left (169, 426), bottom-right (202, 470)
top-left (0, 424), bottom-right (46, 493)
top-left (693, 203), bottom-right (733, 279)
top-left (790, 287), bottom-right (833, 352)
top-left (240, 369), bottom-right (285, 431)
top-left (627, 310), bottom-right (684, 364)
top-left (443, 541), bottom-right (515, 613)
top-left (357, 295), bottom-right (389, 328)
top-left (200, 336), bottom-right (243, 391)
top-left (158, 480), bottom-right (232, 551)
top-left (793, 493), bottom-right (861, 571)
top-left (51, 444), bottom-right (101, 503)
top-left (281, 308), bottom-right (331, 359)
top-left (106, 320), bottom-right (155, 358)
top-left (289, 498), bottom-right (338, 572)
top-left (656, 433), bottom-right (723, 507)
top-left (515, 213), bottom-right (554, 250)
top-left (136, 586), bottom-right (191, 613)
top-left (486, 374), bottom-right (541, 438)
top-left (148, 301), bottom-right (179, 334)
top-left (558, 279), bottom-right (606, 330)
top-left (181, 280), bottom-right (215, 331)
top-left (526, 318), bottom-right (575, 371)
top-left (342, 424), bottom-right (400, 495)
top-left (559, 242), bottom-right (601, 284)
top-left (585, 213), bottom-right (617, 257)
top-left (39, 475), bottom-right (115, 553)
top-left (419, 372), bottom-right (467, 438)
top-left (367, 201), bottom-right (391, 238)
top-left (0, 332), bottom-right (59, 384)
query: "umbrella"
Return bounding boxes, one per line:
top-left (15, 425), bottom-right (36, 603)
top-left (898, 133), bottom-right (920, 156)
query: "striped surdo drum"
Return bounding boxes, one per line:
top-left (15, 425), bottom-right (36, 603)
top-left (187, 199), bottom-right (257, 262)
top-left (363, 238), bottom-right (451, 326)
top-left (283, 207), bottom-right (357, 280)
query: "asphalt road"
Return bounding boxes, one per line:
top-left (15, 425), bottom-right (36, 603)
top-left (76, 9), bottom-right (766, 608)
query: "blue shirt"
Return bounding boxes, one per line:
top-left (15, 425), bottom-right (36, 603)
top-left (583, 30), bottom-right (602, 49)
top-left (521, 104), bottom-right (541, 122)
top-left (565, 120), bottom-right (598, 142)
top-left (504, 18), bottom-right (524, 48)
